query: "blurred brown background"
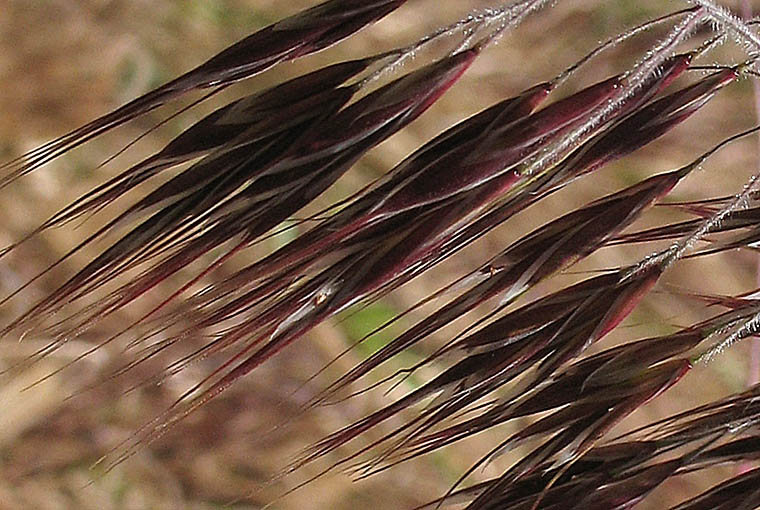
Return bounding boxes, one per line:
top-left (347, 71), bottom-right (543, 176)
top-left (2, 1), bottom-right (760, 508)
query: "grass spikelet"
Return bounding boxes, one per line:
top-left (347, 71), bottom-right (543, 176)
top-left (8, 2), bottom-right (760, 509)
top-left (0, 0), bottom-right (413, 185)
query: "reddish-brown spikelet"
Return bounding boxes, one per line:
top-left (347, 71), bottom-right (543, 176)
top-left (0, 0), bottom-right (409, 186)
top-left (7, 2), bottom-right (760, 509)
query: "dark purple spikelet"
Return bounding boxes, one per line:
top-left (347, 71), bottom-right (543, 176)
top-left (6, 2), bottom-right (760, 509)
top-left (670, 468), bottom-right (760, 510)
top-left (0, 0), bottom-right (409, 188)
top-left (0, 47), bottom-right (480, 343)
top-left (549, 66), bottom-right (738, 187)
top-left (312, 168), bottom-right (689, 406)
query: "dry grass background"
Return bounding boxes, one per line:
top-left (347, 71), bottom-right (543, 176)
top-left (1, 1), bottom-right (760, 508)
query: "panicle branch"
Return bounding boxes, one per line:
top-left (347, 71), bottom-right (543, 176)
top-left (5, 2), bottom-right (760, 509)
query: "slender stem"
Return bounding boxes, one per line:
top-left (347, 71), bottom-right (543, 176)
top-left (741, 0), bottom-right (760, 393)
top-left (623, 123), bottom-right (760, 281)
top-left (690, 0), bottom-right (760, 55)
top-left (522, 8), bottom-right (706, 177)
top-left (360, 0), bottom-right (547, 87)
top-left (694, 313), bottom-right (760, 365)
top-left (553, 7), bottom-right (702, 87)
